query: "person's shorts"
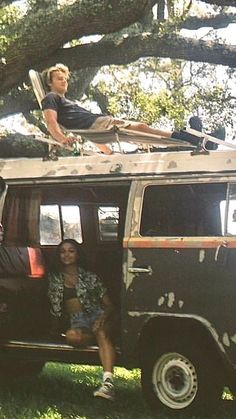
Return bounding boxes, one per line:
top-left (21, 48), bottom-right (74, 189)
top-left (70, 309), bottom-right (103, 330)
top-left (89, 116), bottom-right (131, 130)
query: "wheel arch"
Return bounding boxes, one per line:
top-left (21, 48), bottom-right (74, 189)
top-left (137, 314), bottom-right (228, 374)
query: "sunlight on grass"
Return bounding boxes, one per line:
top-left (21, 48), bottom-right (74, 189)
top-left (0, 362), bottom-right (235, 419)
top-left (39, 407), bottom-right (62, 419)
top-left (222, 387), bottom-right (234, 401)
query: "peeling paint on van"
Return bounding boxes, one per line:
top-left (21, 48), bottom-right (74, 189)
top-left (168, 161), bottom-right (177, 169)
top-left (1, 150), bottom-right (236, 182)
top-left (230, 335), bottom-right (236, 344)
top-left (126, 249), bottom-right (137, 290)
top-left (178, 300), bottom-right (184, 309)
top-left (157, 293), bottom-right (184, 309)
top-left (110, 164), bottom-right (122, 173)
top-left (0, 161), bottom-right (6, 171)
top-left (45, 170), bottom-right (57, 176)
top-left (167, 292), bottom-right (175, 307)
top-left (222, 333), bottom-right (230, 347)
top-left (158, 296), bottom-right (165, 306)
top-left (199, 249), bottom-right (205, 263)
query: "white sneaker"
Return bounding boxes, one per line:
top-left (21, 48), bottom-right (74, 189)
top-left (93, 378), bottom-right (115, 401)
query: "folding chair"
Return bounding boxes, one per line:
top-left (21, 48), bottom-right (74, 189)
top-left (29, 69), bottom-right (83, 158)
top-left (29, 69), bottom-right (129, 156)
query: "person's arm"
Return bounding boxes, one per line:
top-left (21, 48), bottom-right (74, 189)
top-left (92, 292), bottom-right (114, 332)
top-left (102, 293), bottom-right (114, 317)
top-left (43, 109), bottom-right (76, 146)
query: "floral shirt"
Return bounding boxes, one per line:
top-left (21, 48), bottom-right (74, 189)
top-left (48, 267), bottom-right (107, 317)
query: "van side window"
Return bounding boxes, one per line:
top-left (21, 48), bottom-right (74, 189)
top-left (97, 206), bottom-right (119, 241)
top-left (140, 183), bottom-right (227, 237)
top-left (225, 184), bottom-right (236, 235)
top-left (40, 205), bottom-right (83, 245)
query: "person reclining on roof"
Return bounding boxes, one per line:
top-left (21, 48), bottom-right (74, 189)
top-left (41, 63), bottom-right (198, 154)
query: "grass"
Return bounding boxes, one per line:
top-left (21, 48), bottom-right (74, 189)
top-left (0, 363), bottom-right (235, 419)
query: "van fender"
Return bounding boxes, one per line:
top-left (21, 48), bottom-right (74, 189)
top-left (131, 311), bottom-right (232, 369)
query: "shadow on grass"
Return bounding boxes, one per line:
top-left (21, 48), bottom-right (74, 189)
top-left (0, 363), bottom-right (235, 419)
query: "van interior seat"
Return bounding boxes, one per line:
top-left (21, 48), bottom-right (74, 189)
top-left (0, 246), bottom-right (45, 279)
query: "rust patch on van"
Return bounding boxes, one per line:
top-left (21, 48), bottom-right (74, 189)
top-left (123, 237), bottom-right (236, 249)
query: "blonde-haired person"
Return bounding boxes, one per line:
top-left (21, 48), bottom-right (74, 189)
top-left (41, 63), bottom-right (200, 153)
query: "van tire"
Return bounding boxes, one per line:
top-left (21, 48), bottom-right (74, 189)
top-left (0, 359), bottom-right (45, 379)
top-left (141, 341), bottom-right (223, 414)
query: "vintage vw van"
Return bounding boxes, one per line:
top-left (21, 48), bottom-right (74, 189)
top-left (0, 149), bottom-right (236, 413)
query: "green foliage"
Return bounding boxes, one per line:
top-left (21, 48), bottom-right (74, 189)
top-left (91, 58), bottom-right (235, 131)
top-left (0, 0), bottom-right (235, 145)
top-left (0, 4), bottom-right (23, 53)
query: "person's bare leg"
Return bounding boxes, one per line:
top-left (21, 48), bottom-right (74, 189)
top-left (111, 119), bottom-right (172, 138)
top-left (95, 144), bottom-right (112, 154)
top-left (126, 121), bottom-right (172, 138)
top-left (95, 329), bottom-right (116, 373)
top-left (65, 328), bottom-right (93, 347)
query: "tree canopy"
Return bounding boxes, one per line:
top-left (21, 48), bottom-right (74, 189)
top-left (0, 0), bottom-right (236, 155)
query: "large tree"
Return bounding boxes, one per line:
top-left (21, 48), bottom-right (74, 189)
top-left (0, 0), bottom-right (236, 155)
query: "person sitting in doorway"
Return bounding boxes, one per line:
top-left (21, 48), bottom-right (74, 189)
top-left (48, 238), bottom-right (117, 401)
top-left (41, 63), bottom-right (200, 154)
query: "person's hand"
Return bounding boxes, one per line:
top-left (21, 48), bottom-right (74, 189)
top-left (62, 136), bottom-right (77, 146)
top-left (92, 314), bottom-right (107, 333)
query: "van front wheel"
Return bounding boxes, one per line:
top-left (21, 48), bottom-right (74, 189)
top-left (141, 344), bottom-right (222, 413)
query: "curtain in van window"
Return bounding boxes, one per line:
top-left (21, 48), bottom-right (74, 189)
top-left (2, 189), bottom-right (42, 245)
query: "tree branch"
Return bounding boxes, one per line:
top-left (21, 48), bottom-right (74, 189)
top-left (0, 0), bottom-right (15, 6)
top-left (0, 0), bottom-right (151, 94)
top-left (0, 91), bottom-right (37, 119)
top-left (48, 32), bottom-right (236, 70)
top-left (1, 27), bottom-right (236, 121)
top-left (202, 0), bottom-right (236, 6)
top-left (183, 12), bottom-right (236, 30)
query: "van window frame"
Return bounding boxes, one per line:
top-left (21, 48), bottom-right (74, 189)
top-left (39, 203), bottom-right (83, 245)
top-left (134, 177), bottom-right (236, 241)
top-left (95, 203), bottom-right (121, 243)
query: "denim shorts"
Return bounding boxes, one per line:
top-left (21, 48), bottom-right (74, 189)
top-left (70, 309), bottom-right (103, 330)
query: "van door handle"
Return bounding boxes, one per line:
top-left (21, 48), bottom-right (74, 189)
top-left (128, 266), bottom-right (153, 275)
top-left (214, 241), bottom-right (228, 264)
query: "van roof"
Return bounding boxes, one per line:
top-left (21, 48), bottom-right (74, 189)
top-left (0, 150), bottom-right (236, 182)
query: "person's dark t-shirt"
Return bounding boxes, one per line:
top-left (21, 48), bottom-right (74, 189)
top-left (41, 92), bottom-right (103, 129)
